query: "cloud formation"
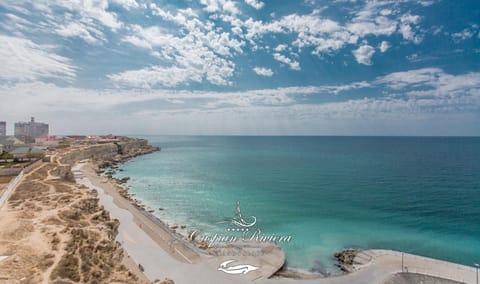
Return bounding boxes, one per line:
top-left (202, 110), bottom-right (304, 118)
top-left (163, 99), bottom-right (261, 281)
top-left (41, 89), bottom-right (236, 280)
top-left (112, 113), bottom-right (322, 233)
top-left (273, 53), bottom-right (301, 70)
top-left (2, 68), bottom-right (479, 135)
top-left (353, 44), bottom-right (375, 65)
top-left (0, 0), bottom-right (479, 135)
top-left (0, 0), bottom-right (443, 88)
top-left (0, 35), bottom-right (76, 82)
top-left (245, 0), bottom-right (265, 10)
top-left (253, 67), bottom-right (274, 76)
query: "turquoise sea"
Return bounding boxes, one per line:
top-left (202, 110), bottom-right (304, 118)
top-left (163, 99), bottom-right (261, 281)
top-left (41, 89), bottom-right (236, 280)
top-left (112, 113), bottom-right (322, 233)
top-left (113, 136), bottom-right (480, 274)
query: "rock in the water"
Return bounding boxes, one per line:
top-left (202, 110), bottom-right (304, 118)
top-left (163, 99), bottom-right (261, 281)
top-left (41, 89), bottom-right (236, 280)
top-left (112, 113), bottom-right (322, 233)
top-left (334, 249), bottom-right (358, 265)
top-left (117, 177), bottom-right (130, 184)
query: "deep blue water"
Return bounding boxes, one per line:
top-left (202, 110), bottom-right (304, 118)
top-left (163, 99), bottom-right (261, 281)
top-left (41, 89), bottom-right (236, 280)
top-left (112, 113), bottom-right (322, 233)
top-left (114, 136), bottom-right (480, 273)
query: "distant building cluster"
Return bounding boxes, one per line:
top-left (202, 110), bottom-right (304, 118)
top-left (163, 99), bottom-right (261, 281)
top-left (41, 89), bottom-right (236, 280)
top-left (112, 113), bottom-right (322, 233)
top-left (14, 117), bottom-right (49, 141)
top-left (0, 117), bottom-right (50, 158)
top-left (1, 117), bottom-right (125, 162)
top-left (1, 117), bottom-right (127, 166)
top-left (0, 117), bottom-right (50, 141)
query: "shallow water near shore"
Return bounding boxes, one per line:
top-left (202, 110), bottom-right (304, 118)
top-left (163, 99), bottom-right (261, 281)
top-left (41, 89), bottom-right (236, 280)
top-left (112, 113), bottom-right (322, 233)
top-left (113, 136), bottom-right (480, 274)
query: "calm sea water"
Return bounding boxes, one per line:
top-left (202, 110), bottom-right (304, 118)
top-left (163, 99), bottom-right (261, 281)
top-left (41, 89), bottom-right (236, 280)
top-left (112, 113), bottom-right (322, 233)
top-left (113, 136), bottom-right (480, 273)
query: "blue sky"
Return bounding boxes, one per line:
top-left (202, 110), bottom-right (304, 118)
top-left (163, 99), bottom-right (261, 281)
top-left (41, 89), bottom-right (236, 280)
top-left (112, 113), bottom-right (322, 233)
top-left (0, 0), bottom-right (479, 135)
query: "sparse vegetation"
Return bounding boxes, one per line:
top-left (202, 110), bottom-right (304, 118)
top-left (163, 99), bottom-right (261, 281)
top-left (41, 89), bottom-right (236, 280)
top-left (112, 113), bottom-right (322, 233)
top-left (0, 139), bottom-right (166, 283)
top-left (26, 152), bottom-right (45, 159)
top-left (0, 152), bottom-right (14, 159)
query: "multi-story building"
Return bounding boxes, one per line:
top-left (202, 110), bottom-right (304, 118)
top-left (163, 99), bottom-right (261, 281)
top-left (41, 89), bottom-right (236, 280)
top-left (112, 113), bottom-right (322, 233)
top-left (14, 117), bottom-right (49, 141)
top-left (0, 121), bottom-right (6, 136)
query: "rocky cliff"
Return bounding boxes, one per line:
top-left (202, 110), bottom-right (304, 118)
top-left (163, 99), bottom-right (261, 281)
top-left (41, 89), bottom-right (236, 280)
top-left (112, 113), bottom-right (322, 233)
top-left (59, 138), bottom-right (159, 165)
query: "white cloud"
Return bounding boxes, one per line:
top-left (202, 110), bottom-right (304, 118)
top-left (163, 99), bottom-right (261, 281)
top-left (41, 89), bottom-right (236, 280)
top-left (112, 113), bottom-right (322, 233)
top-left (244, 12), bottom-right (349, 55)
top-left (399, 13), bottom-right (422, 43)
top-left (241, 1), bottom-right (425, 60)
top-left (200, 0), bottom-right (239, 14)
top-left (379, 41), bottom-right (391, 52)
top-left (6, 75), bottom-right (478, 116)
top-left (150, 4), bottom-right (199, 26)
top-left (0, 35), bottom-right (76, 82)
top-left (55, 22), bottom-right (105, 45)
top-left (452, 28), bottom-right (475, 42)
top-left (375, 68), bottom-right (480, 101)
top-left (253, 67), bottom-right (274, 76)
top-left (0, 82), bottom-right (321, 115)
top-left (273, 53), bottom-right (301, 70)
top-left (0, 13), bottom-right (34, 34)
top-left (245, 0), bottom-right (265, 10)
top-left (108, 66), bottom-right (204, 88)
top-left (347, 16), bottom-right (397, 37)
top-left (375, 68), bottom-right (443, 90)
top-left (419, 1), bottom-right (435, 6)
top-left (352, 44), bottom-right (375, 65)
top-left (0, 0), bottom-right (124, 41)
top-left (2, 75), bottom-right (479, 135)
top-left (274, 44), bottom-right (288, 52)
top-left (111, 0), bottom-right (139, 10)
top-left (375, 68), bottom-right (480, 104)
top-left (119, 23), bottom-right (243, 87)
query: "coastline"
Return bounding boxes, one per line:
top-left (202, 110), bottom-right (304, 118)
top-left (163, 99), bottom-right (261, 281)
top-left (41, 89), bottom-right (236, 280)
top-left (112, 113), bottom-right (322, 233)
top-left (0, 139), bottom-right (146, 283)
top-left (1, 137), bottom-right (478, 283)
top-left (75, 160), bottom-right (287, 283)
top-left (75, 139), bottom-right (479, 284)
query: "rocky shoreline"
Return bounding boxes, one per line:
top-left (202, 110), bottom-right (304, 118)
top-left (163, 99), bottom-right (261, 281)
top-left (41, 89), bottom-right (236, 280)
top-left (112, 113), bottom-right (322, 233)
top-left (87, 139), bottom-right (354, 280)
top-left (83, 139), bottom-right (379, 281)
top-left (84, 141), bottom-right (212, 258)
top-left (94, 158), bottom-right (219, 254)
top-left (334, 249), bottom-right (359, 272)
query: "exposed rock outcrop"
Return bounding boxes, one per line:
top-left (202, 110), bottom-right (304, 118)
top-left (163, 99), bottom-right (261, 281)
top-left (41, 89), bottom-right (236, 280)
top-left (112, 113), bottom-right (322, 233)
top-left (334, 249), bottom-right (358, 272)
top-left (59, 138), bottom-right (159, 165)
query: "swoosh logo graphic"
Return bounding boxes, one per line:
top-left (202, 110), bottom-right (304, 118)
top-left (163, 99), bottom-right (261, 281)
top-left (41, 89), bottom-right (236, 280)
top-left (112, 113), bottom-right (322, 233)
top-left (218, 260), bottom-right (259, 275)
